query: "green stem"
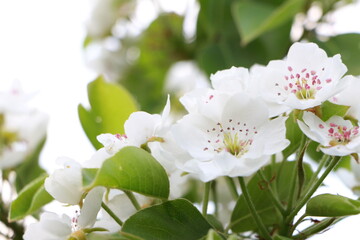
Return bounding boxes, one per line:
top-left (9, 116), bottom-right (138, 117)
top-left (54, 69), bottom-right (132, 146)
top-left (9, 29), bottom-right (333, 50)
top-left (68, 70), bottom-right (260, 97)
top-left (238, 177), bottom-right (273, 240)
top-left (286, 136), bottom-right (307, 213)
top-left (258, 170), bottom-right (286, 215)
top-left (297, 140), bottom-right (310, 199)
top-left (224, 177), bottom-right (238, 199)
top-left (124, 190), bottom-right (141, 211)
top-left (293, 217), bottom-right (338, 239)
top-left (211, 181), bottom-right (219, 217)
top-left (289, 213), bottom-right (307, 235)
top-left (202, 181), bottom-right (211, 216)
top-left (285, 156), bottom-right (341, 223)
top-left (303, 154), bottom-right (330, 196)
top-left (101, 202), bottom-right (123, 226)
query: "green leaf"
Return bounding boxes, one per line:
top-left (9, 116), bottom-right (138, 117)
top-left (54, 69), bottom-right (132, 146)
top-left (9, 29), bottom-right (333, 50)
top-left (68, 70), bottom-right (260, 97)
top-left (316, 33), bottom-right (360, 75)
top-left (231, 0), bottom-right (303, 45)
top-left (306, 193), bottom-right (360, 217)
top-left (230, 161), bottom-right (314, 232)
top-left (9, 174), bottom-right (53, 221)
top-left (78, 76), bottom-right (138, 149)
top-left (15, 137), bottom-right (47, 192)
top-left (283, 112), bottom-right (303, 159)
top-left (122, 199), bottom-right (213, 240)
top-left (321, 101), bottom-right (350, 121)
top-left (87, 146), bottom-right (169, 199)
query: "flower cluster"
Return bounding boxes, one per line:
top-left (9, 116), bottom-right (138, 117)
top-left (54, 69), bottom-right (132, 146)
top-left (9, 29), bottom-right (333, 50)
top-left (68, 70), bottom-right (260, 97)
top-left (22, 42), bottom-right (360, 240)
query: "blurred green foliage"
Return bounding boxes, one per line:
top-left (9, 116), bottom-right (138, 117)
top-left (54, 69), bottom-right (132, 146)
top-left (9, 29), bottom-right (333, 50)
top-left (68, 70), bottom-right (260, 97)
top-left (84, 0), bottom-right (358, 112)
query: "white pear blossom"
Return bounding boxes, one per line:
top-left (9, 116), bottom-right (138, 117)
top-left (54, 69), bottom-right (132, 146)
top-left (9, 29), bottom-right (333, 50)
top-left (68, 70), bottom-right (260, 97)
top-left (180, 66), bottom-right (250, 116)
top-left (84, 96), bottom-right (173, 168)
top-left (0, 82), bottom-right (48, 169)
top-left (298, 111), bottom-right (360, 156)
top-left (210, 66), bottom-right (250, 93)
top-left (24, 187), bottom-right (105, 240)
top-left (24, 212), bottom-right (72, 240)
top-left (172, 93), bottom-right (289, 182)
top-left (258, 42), bottom-right (347, 112)
top-left (45, 158), bottom-right (83, 205)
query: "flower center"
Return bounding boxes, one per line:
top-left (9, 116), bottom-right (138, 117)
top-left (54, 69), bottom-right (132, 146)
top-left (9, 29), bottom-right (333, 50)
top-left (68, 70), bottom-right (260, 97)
top-left (275, 66), bottom-right (332, 100)
top-left (319, 123), bottom-right (359, 146)
top-left (203, 119), bottom-right (258, 157)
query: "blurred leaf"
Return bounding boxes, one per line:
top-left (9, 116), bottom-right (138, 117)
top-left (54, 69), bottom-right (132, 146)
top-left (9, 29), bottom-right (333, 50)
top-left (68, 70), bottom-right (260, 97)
top-left (195, 0), bottom-right (293, 76)
top-left (306, 194), bottom-right (360, 217)
top-left (316, 34), bottom-right (360, 75)
top-left (197, 0), bottom-right (238, 42)
top-left (15, 137), bottom-right (47, 192)
top-left (231, 0), bottom-right (303, 45)
top-left (321, 101), bottom-right (350, 121)
top-left (283, 112), bottom-right (303, 159)
top-left (87, 146), bottom-right (169, 199)
top-left (230, 161), bottom-right (314, 232)
top-left (122, 199), bottom-right (213, 240)
top-left (9, 174), bottom-right (53, 221)
top-left (78, 76), bottom-right (138, 149)
top-left (82, 168), bottom-right (98, 186)
top-left (121, 14), bottom-right (190, 113)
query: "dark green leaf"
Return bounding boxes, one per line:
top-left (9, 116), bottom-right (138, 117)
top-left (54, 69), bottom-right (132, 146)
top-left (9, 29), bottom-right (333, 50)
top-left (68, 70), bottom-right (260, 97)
top-left (122, 199), bottom-right (213, 240)
top-left (231, 0), bottom-right (303, 45)
top-left (9, 174), bottom-right (53, 221)
top-left (306, 193), bottom-right (360, 217)
top-left (78, 76), bottom-right (138, 149)
top-left (230, 161), bottom-right (314, 232)
top-left (87, 146), bottom-right (169, 199)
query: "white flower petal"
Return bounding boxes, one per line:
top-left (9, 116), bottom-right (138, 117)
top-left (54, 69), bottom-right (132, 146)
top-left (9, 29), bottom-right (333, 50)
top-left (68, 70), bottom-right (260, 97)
top-left (78, 187), bottom-right (105, 228)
